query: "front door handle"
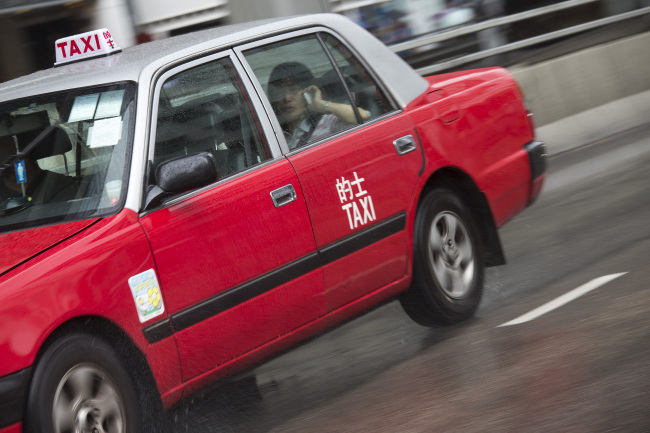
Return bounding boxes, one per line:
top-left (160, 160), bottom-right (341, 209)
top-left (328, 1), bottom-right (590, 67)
top-left (270, 184), bottom-right (296, 208)
top-left (393, 135), bottom-right (417, 155)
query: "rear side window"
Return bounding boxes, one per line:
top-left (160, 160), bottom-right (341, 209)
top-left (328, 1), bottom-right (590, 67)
top-left (243, 33), bottom-right (394, 151)
top-left (153, 58), bottom-right (269, 181)
top-left (320, 33), bottom-right (394, 119)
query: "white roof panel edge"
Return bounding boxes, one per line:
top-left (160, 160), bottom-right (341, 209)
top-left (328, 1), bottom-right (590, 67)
top-left (0, 14), bottom-right (428, 107)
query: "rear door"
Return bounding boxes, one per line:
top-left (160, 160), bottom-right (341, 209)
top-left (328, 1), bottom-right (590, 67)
top-left (139, 51), bottom-right (326, 381)
top-left (239, 31), bottom-right (423, 311)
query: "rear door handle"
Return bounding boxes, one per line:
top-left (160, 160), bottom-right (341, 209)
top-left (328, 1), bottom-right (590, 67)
top-left (270, 184), bottom-right (296, 208)
top-left (393, 135), bottom-right (416, 155)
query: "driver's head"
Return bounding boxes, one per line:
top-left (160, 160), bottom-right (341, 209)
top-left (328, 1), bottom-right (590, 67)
top-left (268, 63), bottom-right (314, 102)
top-left (268, 62), bottom-right (315, 92)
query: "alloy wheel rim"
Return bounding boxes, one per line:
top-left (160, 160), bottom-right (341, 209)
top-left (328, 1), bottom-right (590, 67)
top-left (52, 363), bottom-right (126, 433)
top-left (427, 211), bottom-right (475, 299)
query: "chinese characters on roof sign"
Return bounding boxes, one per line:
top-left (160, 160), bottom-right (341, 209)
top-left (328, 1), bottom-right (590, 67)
top-left (54, 29), bottom-right (121, 66)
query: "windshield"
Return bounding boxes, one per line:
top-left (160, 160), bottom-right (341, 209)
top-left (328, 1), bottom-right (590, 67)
top-left (0, 82), bottom-right (135, 233)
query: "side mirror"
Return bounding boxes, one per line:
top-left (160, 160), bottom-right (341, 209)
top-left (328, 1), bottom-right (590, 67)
top-left (144, 152), bottom-right (218, 210)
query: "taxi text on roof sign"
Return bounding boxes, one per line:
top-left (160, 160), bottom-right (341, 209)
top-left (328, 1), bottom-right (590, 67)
top-left (54, 28), bottom-right (121, 66)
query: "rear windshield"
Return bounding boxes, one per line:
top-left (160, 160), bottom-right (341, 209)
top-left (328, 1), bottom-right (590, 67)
top-left (0, 82), bottom-right (135, 233)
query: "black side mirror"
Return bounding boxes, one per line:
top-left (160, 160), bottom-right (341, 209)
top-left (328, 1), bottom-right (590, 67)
top-left (144, 152), bottom-right (218, 210)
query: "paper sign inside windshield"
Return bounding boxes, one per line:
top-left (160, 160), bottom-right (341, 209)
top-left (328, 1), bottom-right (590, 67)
top-left (88, 117), bottom-right (122, 148)
top-left (68, 94), bottom-right (99, 122)
top-left (95, 90), bottom-right (125, 119)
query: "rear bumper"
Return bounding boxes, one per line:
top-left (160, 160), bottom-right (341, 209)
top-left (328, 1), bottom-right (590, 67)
top-left (524, 140), bottom-right (547, 205)
top-left (524, 140), bottom-right (547, 180)
top-left (0, 367), bottom-right (31, 429)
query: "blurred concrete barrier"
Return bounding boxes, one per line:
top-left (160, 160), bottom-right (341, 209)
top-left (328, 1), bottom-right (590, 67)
top-left (534, 90), bottom-right (650, 155)
top-left (509, 31), bottom-right (650, 127)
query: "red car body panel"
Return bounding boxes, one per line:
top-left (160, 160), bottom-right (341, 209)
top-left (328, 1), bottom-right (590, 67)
top-left (0, 210), bottom-right (183, 398)
top-left (176, 275), bottom-right (411, 400)
top-left (411, 69), bottom-right (538, 226)
top-left (288, 111), bottom-right (422, 311)
top-left (139, 159), bottom-right (327, 382)
top-left (0, 219), bottom-right (99, 274)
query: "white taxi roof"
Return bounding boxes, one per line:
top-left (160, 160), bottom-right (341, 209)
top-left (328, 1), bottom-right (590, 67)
top-left (0, 14), bottom-right (427, 107)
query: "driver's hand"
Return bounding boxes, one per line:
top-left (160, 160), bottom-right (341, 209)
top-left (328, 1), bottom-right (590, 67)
top-left (302, 85), bottom-right (325, 112)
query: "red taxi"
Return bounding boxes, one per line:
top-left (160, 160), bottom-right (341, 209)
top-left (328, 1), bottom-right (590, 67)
top-left (0, 14), bottom-right (545, 432)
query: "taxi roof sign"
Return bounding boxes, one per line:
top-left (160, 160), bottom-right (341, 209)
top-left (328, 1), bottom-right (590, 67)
top-left (54, 29), bottom-right (121, 66)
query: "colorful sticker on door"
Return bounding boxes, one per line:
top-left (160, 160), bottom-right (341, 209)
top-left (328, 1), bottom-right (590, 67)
top-left (128, 269), bottom-right (165, 323)
top-left (336, 171), bottom-right (376, 230)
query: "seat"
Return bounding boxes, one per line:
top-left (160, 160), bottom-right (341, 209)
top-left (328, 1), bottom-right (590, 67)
top-left (29, 127), bottom-right (73, 160)
top-left (8, 121), bottom-right (73, 162)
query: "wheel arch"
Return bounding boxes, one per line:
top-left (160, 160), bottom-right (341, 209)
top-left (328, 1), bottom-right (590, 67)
top-left (26, 315), bottom-right (166, 427)
top-left (418, 166), bottom-right (505, 267)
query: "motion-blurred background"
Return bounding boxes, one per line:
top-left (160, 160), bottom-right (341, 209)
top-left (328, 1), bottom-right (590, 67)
top-left (2, 2), bottom-right (650, 431)
top-left (1, 0), bottom-right (649, 83)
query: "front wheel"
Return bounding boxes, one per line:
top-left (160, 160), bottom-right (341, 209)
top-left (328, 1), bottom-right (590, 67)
top-left (399, 188), bottom-right (485, 326)
top-left (25, 333), bottom-right (142, 433)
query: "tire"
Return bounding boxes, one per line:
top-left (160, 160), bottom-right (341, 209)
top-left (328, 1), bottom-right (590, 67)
top-left (25, 333), bottom-right (143, 433)
top-left (399, 188), bottom-right (485, 326)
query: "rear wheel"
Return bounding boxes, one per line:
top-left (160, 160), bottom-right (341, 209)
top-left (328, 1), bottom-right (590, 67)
top-left (25, 333), bottom-right (142, 433)
top-left (400, 188), bottom-right (485, 326)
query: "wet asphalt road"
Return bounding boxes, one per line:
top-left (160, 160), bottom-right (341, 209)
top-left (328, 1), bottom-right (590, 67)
top-left (170, 124), bottom-right (650, 432)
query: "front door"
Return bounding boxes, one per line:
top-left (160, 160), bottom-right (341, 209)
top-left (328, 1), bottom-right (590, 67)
top-left (139, 53), bottom-right (326, 381)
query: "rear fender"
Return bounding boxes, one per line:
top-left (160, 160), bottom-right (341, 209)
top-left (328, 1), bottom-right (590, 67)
top-left (419, 167), bottom-right (505, 267)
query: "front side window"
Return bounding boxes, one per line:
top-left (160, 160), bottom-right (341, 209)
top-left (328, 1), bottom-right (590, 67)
top-left (153, 58), bottom-right (269, 183)
top-left (243, 33), bottom-right (393, 150)
top-left (0, 83), bottom-right (135, 232)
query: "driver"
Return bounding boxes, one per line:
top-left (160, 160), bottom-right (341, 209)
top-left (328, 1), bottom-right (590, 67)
top-left (267, 62), bottom-right (369, 150)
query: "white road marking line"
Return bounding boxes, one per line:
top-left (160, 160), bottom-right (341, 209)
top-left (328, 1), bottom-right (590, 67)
top-left (498, 273), bottom-right (628, 327)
